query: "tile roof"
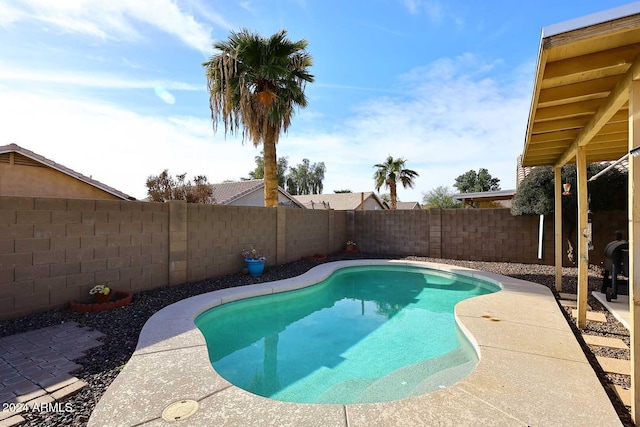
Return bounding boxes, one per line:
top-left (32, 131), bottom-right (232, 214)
top-left (293, 192), bottom-right (386, 210)
top-left (395, 201), bottom-right (422, 210)
top-left (210, 179), bottom-right (305, 208)
top-left (210, 180), bottom-right (264, 204)
top-left (0, 143), bottom-right (135, 200)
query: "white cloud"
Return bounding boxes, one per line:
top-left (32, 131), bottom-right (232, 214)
top-left (0, 0), bottom-right (214, 52)
top-left (403, 0), bottom-right (421, 15)
top-left (239, 2), bottom-right (255, 14)
top-left (0, 53), bottom-right (532, 204)
top-left (423, 1), bottom-right (443, 23)
top-left (0, 64), bottom-right (204, 91)
top-left (0, 88), bottom-right (253, 199)
top-left (0, 2), bottom-right (24, 25)
top-left (400, 1), bottom-right (458, 27)
top-left (182, 0), bottom-right (234, 30)
top-left (284, 54), bottom-right (531, 201)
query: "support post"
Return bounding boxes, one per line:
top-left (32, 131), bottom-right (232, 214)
top-left (629, 79), bottom-right (640, 423)
top-left (168, 200), bottom-right (188, 286)
top-left (429, 208), bottom-right (442, 259)
top-left (276, 206), bottom-right (286, 264)
top-left (554, 166), bottom-right (563, 291)
top-left (576, 146), bottom-right (588, 329)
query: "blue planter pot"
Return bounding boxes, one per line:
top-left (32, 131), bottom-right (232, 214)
top-left (245, 258), bottom-right (266, 277)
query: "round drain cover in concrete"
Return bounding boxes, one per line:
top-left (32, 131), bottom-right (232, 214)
top-left (162, 399), bottom-right (199, 421)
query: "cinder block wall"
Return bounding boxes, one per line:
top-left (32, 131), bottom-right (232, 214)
top-left (349, 208), bottom-right (627, 266)
top-left (350, 209), bottom-right (431, 256)
top-left (282, 209), bottom-right (347, 263)
top-left (333, 210), bottom-right (347, 251)
top-left (1, 195), bottom-right (626, 320)
top-left (565, 210), bottom-right (628, 267)
top-left (0, 197), bottom-right (169, 319)
top-left (348, 208), bottom-right (565, 265)
top-left (187, 204), bottom-right (277, 282)
top-left (441, 208), bottom-right (555, 264)
top-left (0, 198), bottom-right (345, 320)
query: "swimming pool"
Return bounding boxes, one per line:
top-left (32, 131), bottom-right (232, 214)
top-left (90, 259), bottom-right (621, 427)
top-left (195, 265), bottom-right (499, 404)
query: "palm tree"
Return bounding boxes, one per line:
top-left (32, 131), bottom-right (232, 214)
top-left (203, 29), bottom-right (314, 207)
top-left (373, 156), bottom-right (419, 209)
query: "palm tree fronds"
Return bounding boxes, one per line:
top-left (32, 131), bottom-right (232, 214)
top-left (204, 28), bottom-right (314, 207)
top-left (373, 156), bottom-right (420, 209)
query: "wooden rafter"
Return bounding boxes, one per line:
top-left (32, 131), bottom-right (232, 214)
top-left (555, 54), bottom-right (640, 167)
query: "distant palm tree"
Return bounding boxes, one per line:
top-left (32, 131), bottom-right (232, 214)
top-left (203, 29), bottom-right (314, 207)
top-left (373, 156), bottom-right (419, 209)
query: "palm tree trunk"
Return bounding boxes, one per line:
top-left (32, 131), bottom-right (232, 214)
top-left (390, 181), bottom-right (397, 209)
top-left (263, 126), bottom-right (279, 207)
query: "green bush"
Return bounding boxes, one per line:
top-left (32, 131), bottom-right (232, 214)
top-left (511, 163), bottom-right (627, 217)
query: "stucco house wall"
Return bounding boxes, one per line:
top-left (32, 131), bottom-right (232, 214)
top-left (0, 162), bottom-right (120, 200)
top-left (0, 145), bottom-right (132, 201)
top-left (227, 188), bottom-right (301, 207)
top-left (363, 197), bottom-right (384, 210)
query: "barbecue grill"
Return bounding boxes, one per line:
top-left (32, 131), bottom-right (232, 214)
top-left (601, 233), bottom-right (629, 302)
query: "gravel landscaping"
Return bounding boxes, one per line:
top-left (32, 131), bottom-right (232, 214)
top-left (0, 254), bottom-right (633, 426)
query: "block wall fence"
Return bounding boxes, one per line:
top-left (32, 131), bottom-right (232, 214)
top-left (0, 196), bottom-right (627, 320)
top-left (347, 208), bottom-right (627, 266)
top-left (0, 197), bottom-right (348, 320)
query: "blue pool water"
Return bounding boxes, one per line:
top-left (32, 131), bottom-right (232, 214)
top-left (195, 265), bottom-right (499, 404)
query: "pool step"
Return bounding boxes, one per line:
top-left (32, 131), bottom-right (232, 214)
top-left (353, 347), bottom-right (473, 403)
top-left (313, 378), bottom-right (377, 404)
top-left (409, 360), bottom-right (478, 397)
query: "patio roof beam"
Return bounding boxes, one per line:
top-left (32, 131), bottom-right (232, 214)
top-left (555, 54), bottom-right (640, 168)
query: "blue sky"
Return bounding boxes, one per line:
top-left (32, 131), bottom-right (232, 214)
top-left (0, 0), bottom-right (633, 202)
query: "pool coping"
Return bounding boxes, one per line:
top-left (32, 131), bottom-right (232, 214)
top-left (88, 260), bottom-right (622, 426)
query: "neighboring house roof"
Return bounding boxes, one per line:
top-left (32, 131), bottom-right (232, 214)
top-left (293, 192), bottom-right (387, 210)
top-left (210, 179), bottom-right (305, 208)
top-left (453, 189), bottom-right (516, 204)
top-left (395, 201), bottom-right (422, 210)
top-left (0, 143), bottom-right (135, 200)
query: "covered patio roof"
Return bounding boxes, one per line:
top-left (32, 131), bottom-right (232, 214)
top-left (521, 2), bottom-right (640, 424)
top-left (522, 2), bottom-right (640, 168)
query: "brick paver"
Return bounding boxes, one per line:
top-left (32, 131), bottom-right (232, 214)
top-left (571, 309), bottom-right (607, 323)
top-left (560, 300), bottom-right (592, 310)
top-left (0, 414), bottom-right (25, 427)
top-left (583, 334), bottom-right (628, 349)
top-left (614, 385), bottom-right (631, 407)
top-left (559, 292), bottom-right (577, 301)
top-left (0, 322), bottom-right (103, 411)
top-left (597, 356), bottom-right (631, 376)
